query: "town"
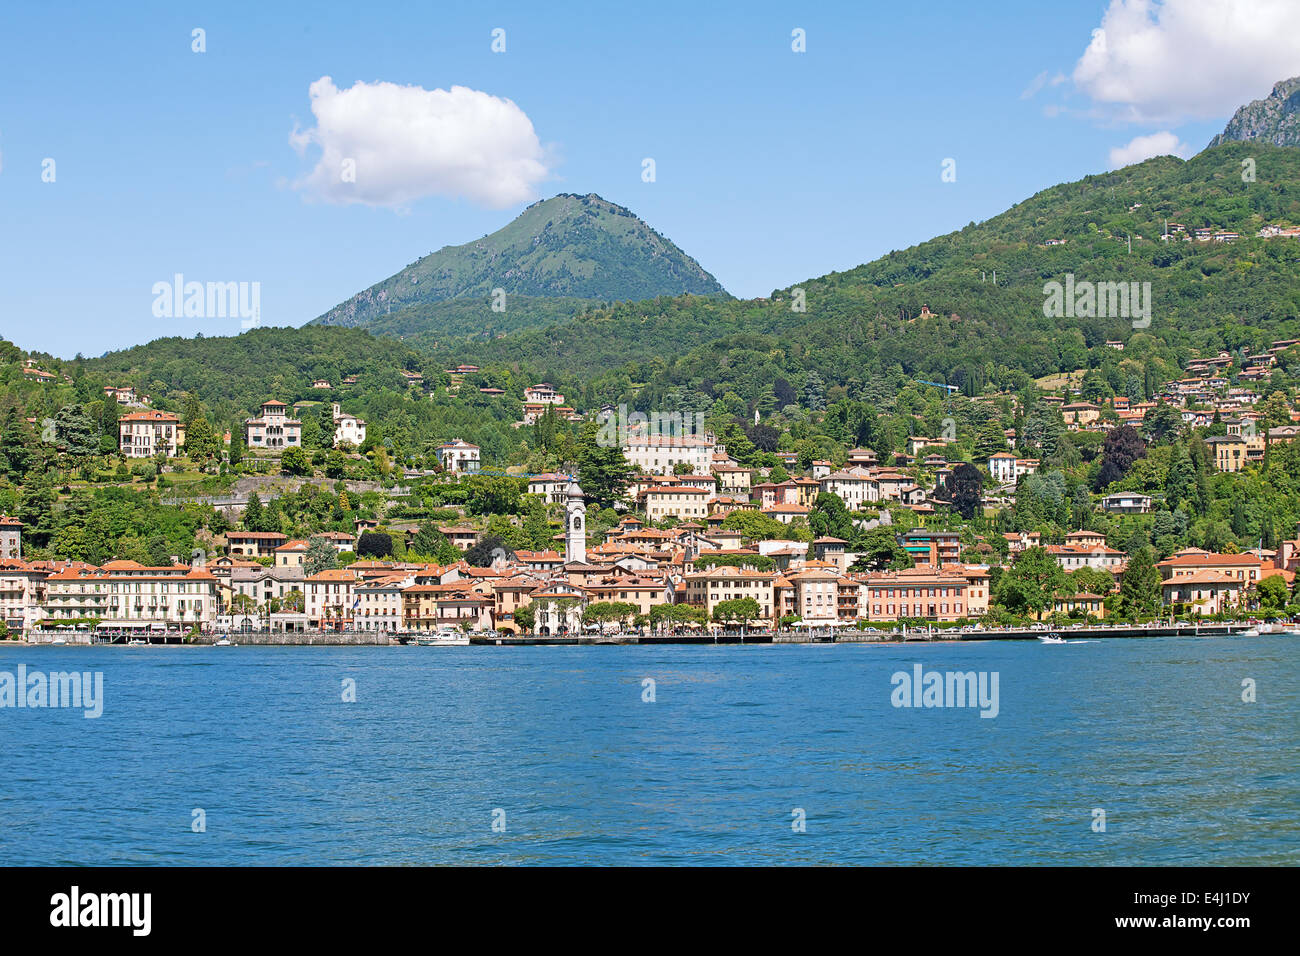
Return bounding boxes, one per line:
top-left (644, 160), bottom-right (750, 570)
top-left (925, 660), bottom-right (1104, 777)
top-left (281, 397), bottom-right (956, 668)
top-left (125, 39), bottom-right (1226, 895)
top-left (4, 338), bottom-right (1300, 643)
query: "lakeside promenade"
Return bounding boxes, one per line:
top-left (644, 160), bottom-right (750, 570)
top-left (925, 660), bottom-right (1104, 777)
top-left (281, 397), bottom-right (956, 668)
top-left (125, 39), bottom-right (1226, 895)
top-left (10, 622), bottom-right (1273, 646)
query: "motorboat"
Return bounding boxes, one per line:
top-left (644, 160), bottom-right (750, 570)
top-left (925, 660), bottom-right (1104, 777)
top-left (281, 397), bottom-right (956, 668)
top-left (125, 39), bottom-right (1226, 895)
top-left (1038, 633), bottom-right (1067, 644)
top-left (414, 629), bottom-right (470, 646)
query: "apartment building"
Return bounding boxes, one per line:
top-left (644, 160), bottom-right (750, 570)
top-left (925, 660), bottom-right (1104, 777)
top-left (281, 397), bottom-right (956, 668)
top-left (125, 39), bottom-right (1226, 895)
top-left (119, 410), bottom-right (186, 458)
top-left (623, 434), bottom-right (716, 476)
top-left (680, 565), bottom-right (776, 621)
top-left (354, 575), bottom-right (409, 631)
top-left (43, 561), bottom-right (219, 630)
top-left (901, 530), bottom-right (962, 568)
top-left (775, 563), bottom-right (845, 624)
top-left (641, 486), bottom-right (711, 522)
top-left (0, 559), bottom-right (52, 632)
top-left (305, 569), bottom-right (358, 629)
top-left (819, 468), bottom-right (879, 509)
top-left (856, 567), bottom-right (972, 622)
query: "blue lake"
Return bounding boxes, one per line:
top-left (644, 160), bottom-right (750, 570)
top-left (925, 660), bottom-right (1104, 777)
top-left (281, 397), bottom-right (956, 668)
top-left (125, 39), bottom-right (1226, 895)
top-left (1, 636), bottom-right (1296, 865)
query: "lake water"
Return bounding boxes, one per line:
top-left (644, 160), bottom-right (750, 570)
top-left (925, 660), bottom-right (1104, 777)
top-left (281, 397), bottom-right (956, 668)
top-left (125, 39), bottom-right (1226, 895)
top-left (1, 636), bottom-right (1296, 865)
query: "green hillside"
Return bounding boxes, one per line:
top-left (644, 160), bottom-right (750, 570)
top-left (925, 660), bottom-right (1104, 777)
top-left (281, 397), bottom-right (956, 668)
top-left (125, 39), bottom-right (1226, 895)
top-left (63, 144), bottom-right (1300, 457)
top-left (433, 143), bottom-right (1300, 408)
top-left (311, 192), bottom-right (727, 337)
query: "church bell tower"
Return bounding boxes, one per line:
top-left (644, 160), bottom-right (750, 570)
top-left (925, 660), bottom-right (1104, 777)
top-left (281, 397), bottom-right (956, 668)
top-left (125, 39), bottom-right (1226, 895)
top-left (565, 478), bottom-right (586, 565)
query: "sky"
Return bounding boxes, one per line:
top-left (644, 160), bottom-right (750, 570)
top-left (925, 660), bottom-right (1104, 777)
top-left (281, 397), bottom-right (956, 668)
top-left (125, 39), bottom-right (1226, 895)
top-left (2, 0), bottom-right (1299, 357)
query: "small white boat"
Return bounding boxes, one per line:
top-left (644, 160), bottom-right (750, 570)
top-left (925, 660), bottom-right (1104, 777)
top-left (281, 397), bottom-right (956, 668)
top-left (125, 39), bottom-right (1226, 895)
top-left (1038, 634), bottom-right (1066, 644)
top-left (214, 637), bottom-right (233, 646)
top-left (51, 637), bottom-right (67, 646)
top-left (127, 638), bottom-right (148, 646)
top-left (414, 630), bottom-right (470, 646)
top-left (1236, 627), bottom-right (1261, 637)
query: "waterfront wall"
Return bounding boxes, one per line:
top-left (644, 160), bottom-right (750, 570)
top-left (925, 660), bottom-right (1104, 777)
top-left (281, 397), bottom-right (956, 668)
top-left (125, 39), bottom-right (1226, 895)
top-left (6, 624), bottom-right (1270, 647)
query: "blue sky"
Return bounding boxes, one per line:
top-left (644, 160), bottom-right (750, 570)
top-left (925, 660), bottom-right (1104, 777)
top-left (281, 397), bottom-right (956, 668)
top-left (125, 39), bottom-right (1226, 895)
top-left (2, 0), bottom-right (1296, 357)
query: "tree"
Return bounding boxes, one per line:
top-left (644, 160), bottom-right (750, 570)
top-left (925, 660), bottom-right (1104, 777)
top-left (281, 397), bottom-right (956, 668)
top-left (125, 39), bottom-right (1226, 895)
top-left (184, 416), bottom-right (220, 462)
top-left (1069, 566), bottom-right (1115, 597)
top-left (575, 420), bottom-right (633, 509)
top-left (1258, 574), bottom-right (1288, 612)
top-left (318, 403), bottom-right (337, 449)
top-left (994, 547), bottom-right (1069, 619)
top-left (1095, 425), bottom-right (1146, 490)
top-left (280, 446), bottom-right (310, 476)
top-left (513, 603), bottom-right (536, 631)
top-left (849, 527), bottom-right (912, 571)
top-left (949, 462), bottom-right (983, 519)
top-left (1118, 546), bottom-right (1161, 619)
top-left (1164, 445), bottom-right (1195, 512)
top-left (1259, 392), bottom-right (1291, 430)
top-left (801, 371), bottom-right (826, 411)
top-left (582, 601), bottom-right (638, 628)
top-left (1142, 404), bottom-right (1182, 445)
top-left (721, 509), bottom-right (797, 543)
top-left (649, 602), bottom-right (706, 630)
top-left (305, 535), bottom-right (338, 575)
top-left (242, 492), bottom-right (267, 532)
top-left (808, 492), bottom-right (854, 540)
top-left (410, 524), bottom-right (461, 564)
top-left (54, 404), bottom-right (97, 456)
top-left (974, 419), bottom-right (1008, 459)
top-left (325, 450), bottom-right (348, 479)
top-left (520, 499), bottom-right (554, 550)
top-left (0, 410), bottom-right (35, 479)
top-left (357, 531), bottom-right (393, 559)
top-left (465, 535), bottom-right (512, 567)
top-left (712, 596), bottom-right (762, 624)
top-left (145, 534), bottom-right (173, 566)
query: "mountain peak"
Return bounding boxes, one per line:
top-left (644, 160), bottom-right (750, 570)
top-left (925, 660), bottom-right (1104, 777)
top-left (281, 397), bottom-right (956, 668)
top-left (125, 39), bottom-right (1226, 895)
top-left (1208, 75), bottom-right (1300, 149)
top-left (313, 192), bottom-right (725, 332)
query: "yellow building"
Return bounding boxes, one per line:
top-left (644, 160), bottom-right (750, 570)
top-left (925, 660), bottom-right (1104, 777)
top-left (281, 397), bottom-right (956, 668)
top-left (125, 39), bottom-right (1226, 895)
top-left (1206, 435), bottom-right (1248, 472)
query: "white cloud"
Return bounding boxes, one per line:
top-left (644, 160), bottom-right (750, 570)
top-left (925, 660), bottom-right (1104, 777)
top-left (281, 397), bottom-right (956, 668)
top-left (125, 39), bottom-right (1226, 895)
top-left (1108, 130), bottom-right (1191, 167)
top-left (290, 76), bottom-right (551, 208)
top-left (1021, 71), bottom-right (1050, 100)
top-left (1021, 71), bottom-right (1066, 100)
top-left (1073, 0), bottom-right (1300, 124)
